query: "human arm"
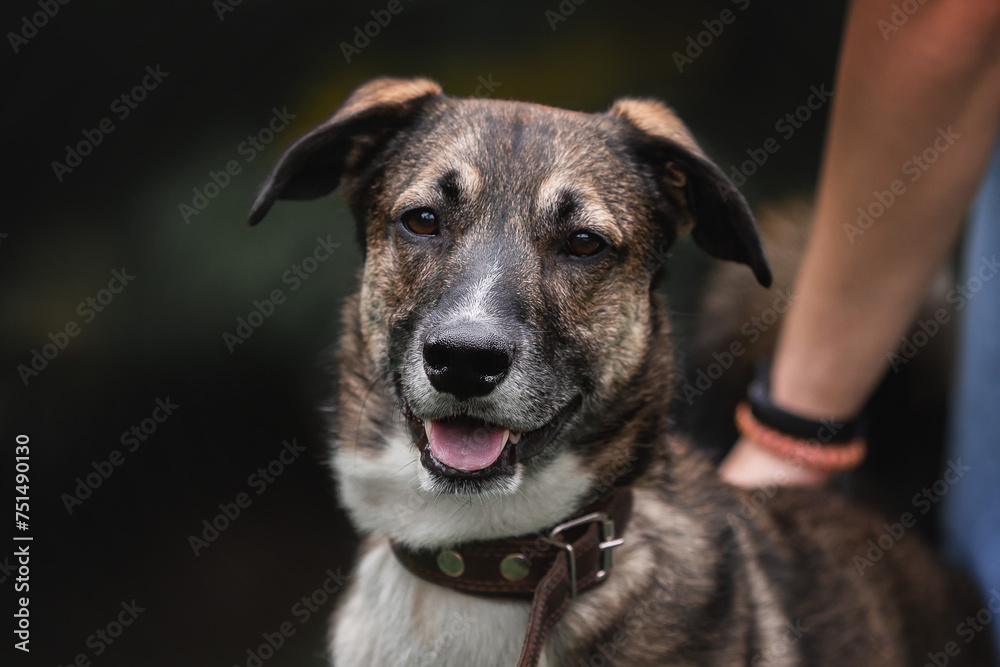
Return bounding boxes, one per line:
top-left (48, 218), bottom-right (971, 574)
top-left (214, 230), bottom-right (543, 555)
top-left (720, 0), bottom-right (1000, 487)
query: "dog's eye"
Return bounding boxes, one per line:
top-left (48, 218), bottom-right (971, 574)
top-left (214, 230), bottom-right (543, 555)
top-left (564, 231), bottom-right (607, 257)
top-left (400, 208), bottom-right (439, 236)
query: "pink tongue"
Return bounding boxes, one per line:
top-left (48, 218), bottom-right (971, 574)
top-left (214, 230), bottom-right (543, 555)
top-left (427, 419), bottom-right (508, 471)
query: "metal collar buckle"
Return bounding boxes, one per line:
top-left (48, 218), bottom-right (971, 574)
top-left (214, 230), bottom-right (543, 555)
top-left (542, 511), bottom-right (625, 598)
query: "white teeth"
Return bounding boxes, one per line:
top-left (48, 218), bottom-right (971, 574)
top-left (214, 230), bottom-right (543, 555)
top-left (423, 420), bottom-right (432, 443)
top-left (501, 428), bottom-right (510, 446)
top-left (508, 430), bottom-right (521, 444)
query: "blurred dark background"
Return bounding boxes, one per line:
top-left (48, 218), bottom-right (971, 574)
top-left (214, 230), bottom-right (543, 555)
top-left (2, 1), bottom-right (851, 665)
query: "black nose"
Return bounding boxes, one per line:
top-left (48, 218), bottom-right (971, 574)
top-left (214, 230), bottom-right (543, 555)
top-left (423, 323), bottom-right (514, 399)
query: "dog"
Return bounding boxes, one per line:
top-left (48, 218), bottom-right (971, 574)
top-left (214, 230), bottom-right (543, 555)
top-left (248, 77), bottom-right (992, 666)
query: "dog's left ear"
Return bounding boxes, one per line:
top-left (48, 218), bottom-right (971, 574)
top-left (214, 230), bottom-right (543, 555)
top-left (610, 98), bottom-right (772, 287)
top-left (248, 77), bottom-right (443, 226)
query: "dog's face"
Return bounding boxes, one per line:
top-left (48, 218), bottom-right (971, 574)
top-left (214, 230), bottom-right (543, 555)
top-left (250, 78), bottom-right (770, 545)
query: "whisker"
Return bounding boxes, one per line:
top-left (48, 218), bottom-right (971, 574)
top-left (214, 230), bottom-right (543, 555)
top-left (395, 459), bottom-right (418, 474)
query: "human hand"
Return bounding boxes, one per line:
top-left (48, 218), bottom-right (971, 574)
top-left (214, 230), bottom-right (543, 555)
top-left (718, 436), bottom-right (832, 488)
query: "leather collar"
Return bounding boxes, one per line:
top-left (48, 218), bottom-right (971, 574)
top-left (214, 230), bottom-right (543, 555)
top-left (391, 488), bottom-right (634, 667)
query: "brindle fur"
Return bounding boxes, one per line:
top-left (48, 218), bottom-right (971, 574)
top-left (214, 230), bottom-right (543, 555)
top-left (250, 78), bottom-right (992, 666)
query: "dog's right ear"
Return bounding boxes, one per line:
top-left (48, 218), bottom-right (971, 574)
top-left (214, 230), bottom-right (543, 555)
top-left (247, 77), bottom-right (443, 226)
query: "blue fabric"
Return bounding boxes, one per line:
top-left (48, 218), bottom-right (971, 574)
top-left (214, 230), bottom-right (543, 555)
top-left (944, 137), bottom-right (1000, 660)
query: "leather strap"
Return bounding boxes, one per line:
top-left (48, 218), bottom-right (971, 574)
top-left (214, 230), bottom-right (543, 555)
top-left (391, 489), bottom-right (633, 667)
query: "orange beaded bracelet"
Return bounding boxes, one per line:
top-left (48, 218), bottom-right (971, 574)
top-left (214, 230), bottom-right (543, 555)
top-left (735, 401), bottom-right (867, 473)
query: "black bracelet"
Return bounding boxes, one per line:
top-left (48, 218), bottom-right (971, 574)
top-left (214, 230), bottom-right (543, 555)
top-left (747, 362), bottom-right (866, 444)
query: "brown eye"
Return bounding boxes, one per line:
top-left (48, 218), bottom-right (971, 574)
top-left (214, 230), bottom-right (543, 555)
top-left (565, 231), bottom-right (607, 257)
top-left (401, 208), bottom-right (439, 236)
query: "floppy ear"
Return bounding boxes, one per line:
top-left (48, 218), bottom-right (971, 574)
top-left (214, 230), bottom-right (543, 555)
top-left (248, 77), bottom-right (443, 226)
top-left (609, 98), bottom-right (772, 287)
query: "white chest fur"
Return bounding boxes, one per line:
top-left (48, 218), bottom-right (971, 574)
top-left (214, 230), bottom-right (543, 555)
top-left (330, 426), bottom-right (595, 666)
top-left (331, 540), bottom-right (551, 667)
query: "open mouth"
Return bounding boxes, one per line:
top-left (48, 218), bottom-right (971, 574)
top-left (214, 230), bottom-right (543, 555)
top-left (400, 397), bottom-right (581, 481)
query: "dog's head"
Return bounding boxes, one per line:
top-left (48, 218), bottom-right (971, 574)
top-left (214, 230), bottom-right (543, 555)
top-left (250, 77), bottom-right (769, 546)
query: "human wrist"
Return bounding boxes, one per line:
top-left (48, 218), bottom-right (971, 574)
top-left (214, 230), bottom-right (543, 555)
top-left (723, 363), bottom-right (868, 483)
top-left (769, 326), bottom-right (872, 421)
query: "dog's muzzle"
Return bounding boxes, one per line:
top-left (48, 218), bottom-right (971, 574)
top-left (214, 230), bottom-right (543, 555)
top-left (422, 321), bottom-right (514, 400)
